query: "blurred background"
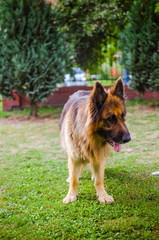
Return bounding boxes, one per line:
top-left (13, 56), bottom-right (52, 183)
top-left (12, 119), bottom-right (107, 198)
top-left (0, 0), bottom-right (159, 115)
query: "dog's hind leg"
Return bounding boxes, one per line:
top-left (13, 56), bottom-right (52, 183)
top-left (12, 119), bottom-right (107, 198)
top-left (66, 163), bottom-right (84, 183)
top-left (86, 165), bottom-right (95, 180)
top-left (92, 159), bottom-right (114, 204)
top-left (63, 157), bottom-right (82, 203)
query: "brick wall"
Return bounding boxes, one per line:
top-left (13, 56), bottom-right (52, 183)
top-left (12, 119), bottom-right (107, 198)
top-left (2, 85), bottom-right (159, 111)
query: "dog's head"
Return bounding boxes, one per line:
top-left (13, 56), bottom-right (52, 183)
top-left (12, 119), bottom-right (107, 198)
top-left (89, 77), bottom-right (131, 152)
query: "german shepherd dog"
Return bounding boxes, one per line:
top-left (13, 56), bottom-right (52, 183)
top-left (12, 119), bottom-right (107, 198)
top-left (59, 78), bottom-right (131, 203)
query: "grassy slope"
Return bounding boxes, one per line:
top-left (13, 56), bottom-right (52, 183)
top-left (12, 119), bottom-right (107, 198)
top-left (0, 105), bottom-right (159, 239)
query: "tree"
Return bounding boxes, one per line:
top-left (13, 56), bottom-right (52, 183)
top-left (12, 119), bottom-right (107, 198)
top-left (120, 0), bottom-right (159, 95)
top-left (0, 0), bottom-right (71, 116)
top-left (58, 0), bottom-right (134, 72)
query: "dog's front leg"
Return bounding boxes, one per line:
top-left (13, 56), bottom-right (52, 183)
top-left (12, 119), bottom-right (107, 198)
top-left (93, 160), bottom-right (114, 203)
top-left (63, 158), bottom-right (81, 203)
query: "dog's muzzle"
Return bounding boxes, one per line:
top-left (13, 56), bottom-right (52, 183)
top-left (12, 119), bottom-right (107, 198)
top-left (122, 133), bottom-right (131, 143)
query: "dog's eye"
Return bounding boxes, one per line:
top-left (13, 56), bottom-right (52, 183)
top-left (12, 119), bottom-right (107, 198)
top-left (121, 113), bottom-right (126, 121)
top-left (106, 114), bottom-right (117, 124)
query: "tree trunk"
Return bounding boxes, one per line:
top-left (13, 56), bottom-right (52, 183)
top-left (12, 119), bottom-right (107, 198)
top-left (139, 91), bottom-right (144, 101)
top-left (30, 102), bottom-right (38, 117)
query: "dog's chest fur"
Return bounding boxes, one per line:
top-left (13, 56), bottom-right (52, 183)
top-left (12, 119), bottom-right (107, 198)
top-left (60, 90), bottom-right (110, 162)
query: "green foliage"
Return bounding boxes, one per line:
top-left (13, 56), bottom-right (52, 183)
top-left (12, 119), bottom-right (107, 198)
top-left (155, 2), bottom-right (159, 12)
top-left (59, 0), bottom-right (133, 35)
top-left (0, 0), bottom-right (71, 115)
top-left (58, 0), bottom-right (133, 72)
top-left (120, 0), bottom-right (159, 94)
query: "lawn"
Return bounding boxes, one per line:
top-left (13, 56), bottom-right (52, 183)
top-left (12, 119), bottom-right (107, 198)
top-left (0, 103), bottom-right (159, 239)
top-left (87, 79), bottom-right (115, 87)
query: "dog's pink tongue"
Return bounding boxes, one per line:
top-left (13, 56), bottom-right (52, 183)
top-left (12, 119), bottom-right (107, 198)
top-left (113, 142), bottom-right (121, 152)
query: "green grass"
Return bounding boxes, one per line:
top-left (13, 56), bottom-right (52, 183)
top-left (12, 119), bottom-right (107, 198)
top-left (87, 79), bottom-right (115, 87)
top-left (126, 98), bottom-right (159, 107)
top-left (0, 105), bottom-right (62, 119)
top-left (0, 104), bottom-right (159, 239)
top-left (0, 100), bottom-right (10, 118)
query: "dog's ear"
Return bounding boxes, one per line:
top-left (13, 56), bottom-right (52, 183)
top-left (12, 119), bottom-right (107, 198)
top-left (89, 81), bottom-right (107, 123)
top-left (110, 77), bottom-right (125, 100)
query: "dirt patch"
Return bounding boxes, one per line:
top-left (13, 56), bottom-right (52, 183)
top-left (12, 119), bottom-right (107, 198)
top-left (0, 113), bottom-right (60, 125)
top-left (149, 103), bottom-right (159, 109)
top-left (147, 132), bottom-right (159, 139)
top-left (128, 104), bottom-right (159, 112)
top-left (138, 104), bottom-right (159, 113)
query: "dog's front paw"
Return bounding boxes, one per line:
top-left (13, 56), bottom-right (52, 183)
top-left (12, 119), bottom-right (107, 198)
top-left (98, 194), bottom-right (114, 204)
top-left (63, 194), bottom-right (77, 203)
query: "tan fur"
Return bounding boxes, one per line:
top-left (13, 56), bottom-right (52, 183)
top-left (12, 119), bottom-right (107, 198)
top-left (60, 77), bottom-right (130, 203)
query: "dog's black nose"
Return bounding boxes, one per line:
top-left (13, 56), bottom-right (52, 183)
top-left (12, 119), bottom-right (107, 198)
top-left (122, 134), bottom-right (131, 143)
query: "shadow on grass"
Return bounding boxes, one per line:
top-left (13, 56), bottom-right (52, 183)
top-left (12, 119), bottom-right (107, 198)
top-left (79, 167), bottom-right (135, 184)
top-left (104, 167), bottom-right (134, 183)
